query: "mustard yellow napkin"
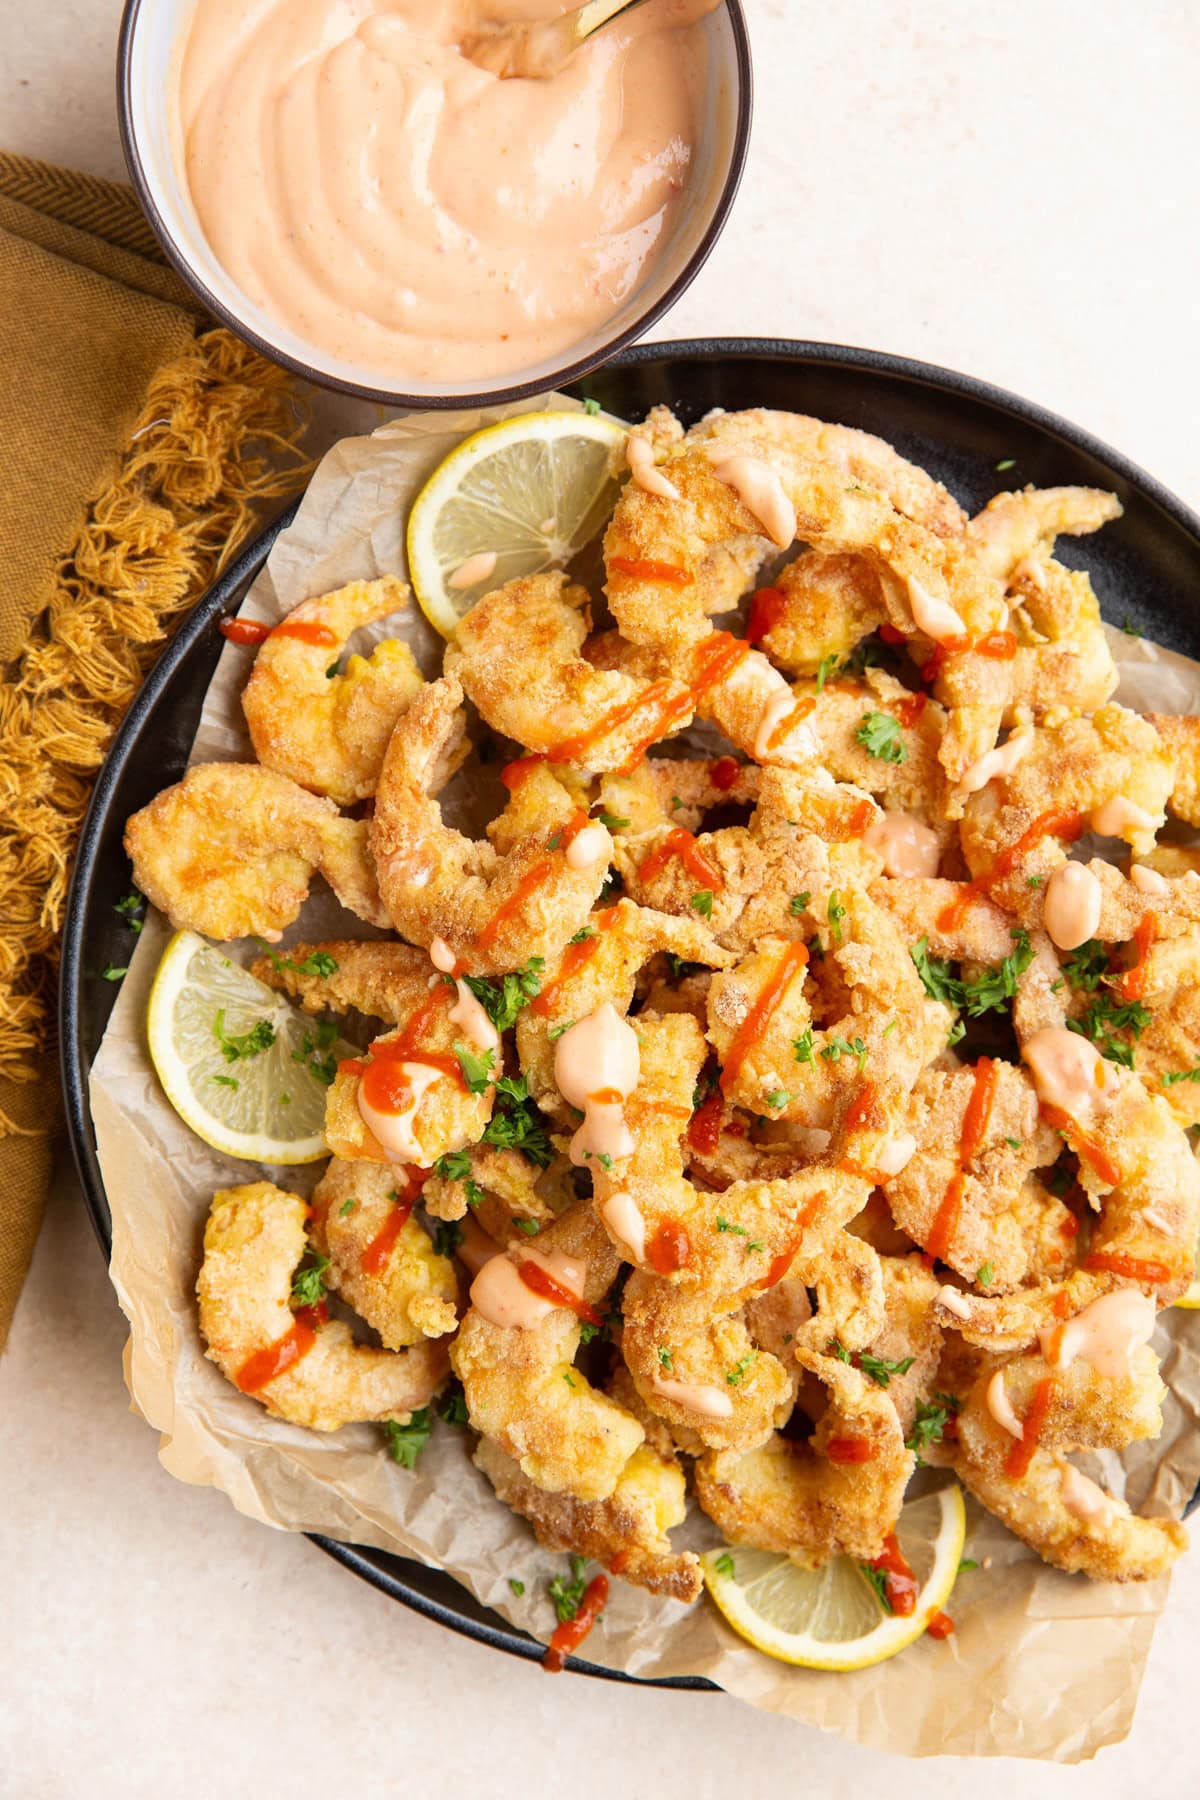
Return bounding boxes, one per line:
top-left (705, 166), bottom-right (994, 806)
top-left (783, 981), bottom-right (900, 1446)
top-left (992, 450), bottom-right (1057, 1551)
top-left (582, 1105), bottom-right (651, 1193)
top-left (0, 151), bottom-right (311, 1348)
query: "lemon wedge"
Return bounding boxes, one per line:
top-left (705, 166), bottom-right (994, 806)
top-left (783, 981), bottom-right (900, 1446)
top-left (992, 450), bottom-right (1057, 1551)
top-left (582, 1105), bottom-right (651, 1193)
top-left (146, 930), bottom-right (353, 1164)
top-left (406, 407), bottom-right (627, 637)
top-left (700, 1480), bottom-right (966, 1671)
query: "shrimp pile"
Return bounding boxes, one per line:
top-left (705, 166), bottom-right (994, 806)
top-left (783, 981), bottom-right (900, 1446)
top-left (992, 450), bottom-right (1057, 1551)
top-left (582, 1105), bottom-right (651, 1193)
top-left (131, 408), bottom-right (1199, 1662)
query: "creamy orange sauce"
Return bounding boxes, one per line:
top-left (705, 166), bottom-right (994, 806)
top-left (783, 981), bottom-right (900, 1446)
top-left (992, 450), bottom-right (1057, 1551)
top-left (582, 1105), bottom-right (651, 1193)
top-left (565, 822), bottom-right (610, 871)
top-left (1022, 1027), bottom-right (1108, 1122)
top-left (956, 727), bottom-right (1033, 797)
top-left (753, 686), bottom-right (817, 761)
top-left (986, 1369), bottom-right (1024, 1439)
top-left (907, 576), bottom-right (966, 645)
top-left (708, 453), bottom-right (797, 547)
top-left (936, 1284), bottom-right (972, 1321)
top-left (876, 1132), bottom-right (917, 1177)
top-left (1039, 1288), bottom-right (1156, 1380)
top-left (626, 432), bottom-right (681, 501)
top-left (449, 550), bottom-right (498, 589)
top-left (1091, 794), bottom-right (1157, 842)
top-left (358, 1061), bottom-right (443, 1161)
top-left (1056, 1459), bottom-right (1115, 1527)
top-left (470, 1253), bottom-right (553, 1328)
top-left (176, 0), bottom-right (710, 382)
top-left (1130, 863), bottom-right (1169, 897)
top-left (651, 1374), bottom-right (733, 1418)
top-left (1043, 861), bottom-right (1103, 951)
top-left (865, 812), bottom-right (940, 878)
top-left (554, 1002), bottom-right (640, 1168)
top-left (600, 1190), bottom-right (646, 1261)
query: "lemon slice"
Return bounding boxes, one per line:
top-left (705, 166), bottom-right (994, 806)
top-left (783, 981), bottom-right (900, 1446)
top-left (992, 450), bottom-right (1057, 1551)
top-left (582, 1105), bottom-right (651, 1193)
top-left (406, 408), bottom-right (627, 636)
top-left (701, 1481), bottom-right (966, 1671)
top-left (1173, 1237), bottom-right (1200, 1309)
top-left (147, 930), bottom-right (354, 1164)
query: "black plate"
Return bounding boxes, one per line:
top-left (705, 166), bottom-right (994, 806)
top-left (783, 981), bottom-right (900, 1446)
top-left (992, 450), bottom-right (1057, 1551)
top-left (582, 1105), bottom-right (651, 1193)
top-left (60, 338), bottom-right (1200, 1681)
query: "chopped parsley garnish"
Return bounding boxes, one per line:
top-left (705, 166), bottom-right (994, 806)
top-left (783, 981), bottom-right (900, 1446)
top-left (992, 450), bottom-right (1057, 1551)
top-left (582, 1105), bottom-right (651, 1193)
top-left (1026, 875), bottom-right (1044, 889)
top-left (658, 1346), bottom-right (674, 1369)
top-left (293, 1018), bottom-right (340, 1086)
top-left (433, 1220), bottom-right (463, 1258)
top-left (384, 1409), bottom-right (431, 1470)
top-left (437, 1382), bottom-right (470, 1425)
top-left (290, 1249), bottom-right (330, 1308)
top-left (670, 794), bottom-right (684, 811)
top-left (211, 1073), bottom-right (238, 1090)
top-left (667, 955), bottom-right (707, 980)
top-left (291, 950), bottom-right (339, 977)
top-left (725, 1352), bottom-right (757, 1386)
top-left (599, 868), bottom-right (623, 905)
top-left (994, 457), bottom-right (1016, 472)
top-left (462, 957), bottom-right (545, 1031)
top-left (790, 891), bottom-right (811, 914)
top-left (959, 928), bottom-right (1034, 1016)
top-left (215, 1009), bottom-right (276, 1062)
top-left (815, 652), bottom-right (840, 694)
top-left (514, 1217), bottom-right (541, 1236)
top-left (793, 1029), bottom-right (815, 1064)
top-left (509, 1578), bottom-right (526, 1597)
top-left (821, 1034), bottom-right (868, 1071)
top-left (1122, 616), bottom-right (1141, 638)
top-left (563, 1371), bottom-right (577, 1387)
top-left (1004, 1137), bottom-right (1022, 1151)
top-left (578, 1321), bottom-right (599, 1343)
top-left (976, 1262), bottom-right (994, 1286)
top-left (1162, 1061), bottom-right (1200, 1086)
top-left (958, 1558), bottom-right (979, 1573)
top-left (910, 936), bottom-right (960, 1005)
top-left (716, 1217), bottom-right (748, 1236)
top-left (338, 1197), bottom-right (357, 1217)
top-left (114, 890), bottom-right (145, 932)
top-left (453, 1041), bottom-right (495, 1093)
top-left (714, 1551), bottom-right (736, 1578)
top-left (434, 1149), bottom-right (472, 1181)
top-left (860, 1562), bottom-right (893, 1612)
top-left (101, 963), bottom-right (128, 981)
top-left (858, 1351), bottom-right (916, 1388)
top-left (464, 1179), bottom-right (485, 1208)
top-left (569, 926), bottom-right (595, 944)
top-left (691, 889), bottom-right (714, 918)
top-left (582, 397), bottom-right (601, 416)
top-left (547, 830), bottom-right (563, 851)
top-left (827, 891), bottom-right (847, 944)
top-left (548, 1019), bottom-right (575, 1040)
top-left (904, 1392), bottom-right (960, 1458)
top-left (855, 710), bottom-right (908, 764)
top-left (594, 808), bottom-right (630, 831)
top-left (481, 1074), bottom-right (553, 1167)
top-left (1061, 939), bottom-right (1110, 994)
top-left (765, 1089), bottom-right (790, 1110)
top-left (325, 660), bottom-right (340, 679)
top-left (947, 1020), bottom-right (966, 1047)
top-left (549, 1554), bottom-right (589, 1623)
top-left (1066, 994), bottom-right (1153, 1067)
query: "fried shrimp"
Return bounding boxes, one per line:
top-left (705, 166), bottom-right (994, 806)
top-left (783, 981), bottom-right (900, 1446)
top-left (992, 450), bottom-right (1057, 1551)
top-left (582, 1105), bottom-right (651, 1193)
top-left (964, 486), bottom-right (1124, 580)
top-left (125, 762), bottom-right (389, 941)
top-left (445, 571), bottom-right (694, 771)
top-left (1146, 713), bottom-right (1200, 826)
top-left (450, 1202), bottom-right (642, 1501)
top-left (310, 1159), bottom-right (458, 1348)
top-left (242, 576), bottom-right (423, 804)
top-left (952, 1345), bottom-right (1186, 1582)
top-left (692, 1346), bottom-right (915, 1566)
top-left (474, 1437), bottom-right (702, 1602)
top-left (370, 675), bottom-right (611, 971)
top-left (197, 1182), bottom-right (448, 1430)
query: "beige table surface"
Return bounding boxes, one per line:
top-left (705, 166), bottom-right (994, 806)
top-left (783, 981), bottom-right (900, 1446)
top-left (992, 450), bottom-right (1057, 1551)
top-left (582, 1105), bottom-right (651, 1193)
top-left (3, 3), bottom-right (1199, 1795)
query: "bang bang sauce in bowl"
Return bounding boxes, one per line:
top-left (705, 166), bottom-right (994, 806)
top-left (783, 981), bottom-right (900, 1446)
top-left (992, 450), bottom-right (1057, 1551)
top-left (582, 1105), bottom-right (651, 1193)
top-left (120, 0), bottom-right (749, 402)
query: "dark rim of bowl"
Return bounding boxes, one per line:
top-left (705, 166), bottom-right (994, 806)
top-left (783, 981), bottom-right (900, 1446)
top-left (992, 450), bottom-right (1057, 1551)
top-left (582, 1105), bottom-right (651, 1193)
top-left (59, 335), bottom-right (1200, 1678)
top-left (115, 0), bottom-right (753, 409)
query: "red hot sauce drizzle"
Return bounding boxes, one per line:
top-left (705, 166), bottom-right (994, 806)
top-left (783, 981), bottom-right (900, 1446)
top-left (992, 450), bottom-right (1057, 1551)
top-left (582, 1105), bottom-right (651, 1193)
top-left (925, 1056), bottom-right (999, 1263)
top-left (869, 1533), bottom-right (919, 1616)
top-left (719, 940), bottom-right (809, 1096)
top-left (516, 1260), bottom-right (602, 1328)
top-left (360, 1169), bottom-right (429, 1275)
top-left (542, 1574), bottom-right (610, 1672)
top-left (219, 616), bottom-right (272, 646)
top-left (235, 1302), bottom-right (328, 1393)
top-left (638, 827), bottom-right (724, 891)
top-left (1003, 1374), bottom-right (1056, 1479)
top-left (937, 809), bottom-right (1086, 932)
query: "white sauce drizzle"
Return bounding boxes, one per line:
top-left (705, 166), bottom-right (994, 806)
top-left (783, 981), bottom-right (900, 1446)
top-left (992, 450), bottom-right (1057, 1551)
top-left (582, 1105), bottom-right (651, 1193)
top-left (469, 1256), bottom-right (553, 1329)
top-left (876, 1132), bottom-right (917, 1177)
top-left (708, 453), bottom-right (797, 548)
top-left (430, 936), bottom-right (499, 1054)
top-left (448, 550), bottom-right (498, 590)
top-left (1130, 864), bottom-right (1170, 897)
top-left (357, 1062), bottom-right (443, 1164)
top-left (626, 432), bottom-right (681, 501)
top-left (651, 1375), bottom-right (734, 1419)
top-left (907, 575), bottom-right (967, 645)
top-left (864, 812), bottom-right (940, 877)
top-left (986, 1369), bottom-right (1025, 1439)
top-left (600, 1191), bottom-right (646, 1262)
top-left (1091, 794), bottom-right (1157, 840)
top-left (565, 822), bottom-right (610, 870)
top-left (937, 1284), bottom-right (973, 1321)
top-left (956, 728), bottom-right (1034, 797)
top-left (553, 1003), bottom-right (640, 1170)
top-left (1038, 1288), bottom-right (1156, 1380)
top-left (1022, 1027), bottom-right (1109, 1124)
top-left (1057, 1459), bottom-right (1115, 1528)
top-left (1042, 862), bottom-right (1103, 951)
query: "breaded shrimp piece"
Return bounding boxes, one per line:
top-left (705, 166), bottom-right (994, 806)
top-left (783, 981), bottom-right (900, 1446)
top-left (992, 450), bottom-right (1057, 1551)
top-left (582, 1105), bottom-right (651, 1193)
top-left (1145, 713), bottom-right (1200, 826)
top-left (964, 486), bottom-right (1123, 579)
top-left (683, 407), bottom-right (968, 535)
top-left (125, 762), bottom-right (389, 941)
top-left (595, 755), bottom-right (760, 840)
top-left (789, 1231), bottom-right (887, 1357)
top-left (620, 1272), bottom-right (795, 1454)
top-left (474, 1437), bottom-right (702, 1602)
top-left (370, 676), bottom-right (611, 972)
top-left (589, 1010), bottom-right (870, 1288)
top-left (445, 572), bottom-right (695, 771)
top-left (884, 1061), bottom-right (1068, 1290)
top-left (514, 899), bottom-right (733, 1124)
top-left (955, 708), bottom-right (1175, 922)
top-left (323, 1018), bottom-right (495, 1168)
top-left (422, 1145), bottom-right (574, 1234)
top-left (751, 551), bottom-right (888, 678)
top-left (197, 1182), bottom-right (448, 1430)
top-left (250, 938), bottom-right (432, 1022)
top-left (310, 1158), bottom-right (458, 1347)
top-left (241, 577), bottom-right (422, 805)
top-left (952, 1361), bottom-right (1186, 1581)
top-left (850, 1255), bottom-right (945, 1435)
top-left (693, 1347), bottom-right (915, 1566)
top-left (450, 1202), bottom-right (641, 1501)
top-left (805, 669), bottom-right (954, 830)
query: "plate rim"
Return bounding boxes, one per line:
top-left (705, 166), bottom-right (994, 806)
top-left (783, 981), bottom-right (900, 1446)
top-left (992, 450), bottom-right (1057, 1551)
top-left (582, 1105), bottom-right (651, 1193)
top-left (59, 334), bottom-right (1200, 1681)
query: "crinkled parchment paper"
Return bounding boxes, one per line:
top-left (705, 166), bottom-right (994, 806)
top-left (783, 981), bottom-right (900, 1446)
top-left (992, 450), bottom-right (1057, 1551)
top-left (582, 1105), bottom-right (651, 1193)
top-left (90, 401), bottom-right (1200, 1761)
